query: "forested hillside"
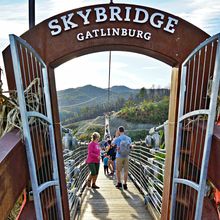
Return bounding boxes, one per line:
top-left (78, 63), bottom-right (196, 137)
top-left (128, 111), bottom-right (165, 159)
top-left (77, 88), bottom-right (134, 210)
top-left (58, 85), bottom-right (169, 125)
top-left (119, 96), bottom-right (169, 124)
top-left (59, 85), bottom-right (169, 141)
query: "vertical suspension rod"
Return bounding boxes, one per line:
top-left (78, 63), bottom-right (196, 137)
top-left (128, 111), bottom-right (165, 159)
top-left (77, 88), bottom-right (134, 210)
top-left (108, 51), bottom-right (111, 104)
top-left (29, 0), bottom-right (35, 29)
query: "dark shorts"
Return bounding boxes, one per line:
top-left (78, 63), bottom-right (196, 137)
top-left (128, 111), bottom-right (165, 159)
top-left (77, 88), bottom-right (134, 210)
top-left (104, 165), bottom-right (108, 170)
top-left (88, 163), bottom-right (100, 175)
top-left (111, 155), bottom-right (116, 161)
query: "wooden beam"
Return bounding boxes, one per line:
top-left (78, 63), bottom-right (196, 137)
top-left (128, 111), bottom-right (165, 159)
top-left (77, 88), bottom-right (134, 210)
top-left (209, 125), bottom-right (220, 190)
top-left (161, 67), bottom-right (180, 219)
top-left (48, 66), bottom-right (70, 220)
top-left (0, 130), bottom-right (29, 219)
top-left (19, 201), bottom-right (36, 220)
top-left (184, 123), bottom-right (220, 190)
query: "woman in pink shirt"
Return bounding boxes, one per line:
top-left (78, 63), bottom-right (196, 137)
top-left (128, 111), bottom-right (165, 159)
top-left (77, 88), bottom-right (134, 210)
top-left (86, 132), bottom-right (101, 189)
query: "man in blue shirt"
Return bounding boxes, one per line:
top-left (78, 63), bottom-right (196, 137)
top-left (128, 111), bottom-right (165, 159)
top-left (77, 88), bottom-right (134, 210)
top-left (112, 126), bottom-right (131, 190)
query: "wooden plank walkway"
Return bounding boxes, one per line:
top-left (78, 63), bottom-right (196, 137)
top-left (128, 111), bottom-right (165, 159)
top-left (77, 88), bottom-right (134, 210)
top-left (80, 166), bottom-right (153, 220)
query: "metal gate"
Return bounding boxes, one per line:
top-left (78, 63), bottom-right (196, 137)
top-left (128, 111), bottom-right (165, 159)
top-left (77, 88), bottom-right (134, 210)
top-left (170, 33), bottom-right (220, 220)
top-left (10, 34), bottom-right (64, 220)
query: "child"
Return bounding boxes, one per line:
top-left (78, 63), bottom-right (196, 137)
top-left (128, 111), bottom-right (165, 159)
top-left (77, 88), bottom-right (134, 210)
top-left (103, 154), bottom-right (109, 175)
top-left (106, 140), bottom-right (116, 176)
top-left (100, 147), bottom-right (105, 162)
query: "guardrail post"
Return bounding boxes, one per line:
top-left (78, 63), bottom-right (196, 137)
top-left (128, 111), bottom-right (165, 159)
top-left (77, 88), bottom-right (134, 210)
top-left (161, 67), bottom-right (179, 219)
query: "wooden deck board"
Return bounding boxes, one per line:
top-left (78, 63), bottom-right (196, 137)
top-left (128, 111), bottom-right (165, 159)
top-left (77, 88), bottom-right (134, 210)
top-left (80, 168), bottom-right (153, 220)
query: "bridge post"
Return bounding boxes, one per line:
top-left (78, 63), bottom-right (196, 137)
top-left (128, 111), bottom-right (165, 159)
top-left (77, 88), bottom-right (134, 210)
top-left (161, 67), bottom-right (180, 219)
top-left (47, 66), bottom-right (70, 220)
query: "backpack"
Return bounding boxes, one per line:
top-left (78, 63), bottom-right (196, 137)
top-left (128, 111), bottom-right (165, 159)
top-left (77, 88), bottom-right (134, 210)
top-left (119, 137), bottom-right (131, 157)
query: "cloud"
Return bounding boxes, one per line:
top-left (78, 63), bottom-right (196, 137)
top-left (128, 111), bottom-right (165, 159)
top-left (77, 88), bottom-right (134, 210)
top-left (164, 0), bottom-right (220, 35)
top-left (0, 0), bottom-right (219, 91)
top-left (0, 1), bottom-right (29, 90)
top-left (178, 2), bottom-right (220, 34)
top-left (54, 51), bottom-right (171, 90)
top-left (33, 0), bottom-right (220, 36)
top-left (142, 66), bottom-right (161, 70)
top-left (55, 52), bottom-right (110, 90)
top-left (0, 2), bottom-right (28, 49)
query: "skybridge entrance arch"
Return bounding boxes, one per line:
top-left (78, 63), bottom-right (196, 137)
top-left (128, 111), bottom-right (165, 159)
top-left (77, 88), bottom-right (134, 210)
top-left (3, 3), bottom-right (210, 220)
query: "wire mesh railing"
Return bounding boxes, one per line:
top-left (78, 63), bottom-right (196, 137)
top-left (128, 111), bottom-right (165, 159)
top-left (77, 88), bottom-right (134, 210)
top-left (61, 123), bottom-right (167, 219)
top-left (129, 124), bottom-right (167, 218)
top-left (62, 140), bottom-right (89, 218)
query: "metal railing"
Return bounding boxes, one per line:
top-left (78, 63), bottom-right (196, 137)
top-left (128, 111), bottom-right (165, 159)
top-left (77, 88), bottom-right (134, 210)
top-left (129, 123), bottom-right (167, 219)
top-left (62, 140), bottom-right (89, 218)
top-left (61, 123), bottom-right (167, 219)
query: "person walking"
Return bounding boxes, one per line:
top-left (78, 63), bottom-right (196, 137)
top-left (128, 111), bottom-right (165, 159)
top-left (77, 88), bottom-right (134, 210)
top-left (86, 132), bottom-right (101, 189)
top-left (113, 126), bottom-right (131, 190)
top-left (106, 140), bottom-right (116, 176)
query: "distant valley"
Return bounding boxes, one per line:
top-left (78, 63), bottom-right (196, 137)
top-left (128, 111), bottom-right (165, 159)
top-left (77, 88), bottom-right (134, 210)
top-left (57, 84), bottom-right (169, 124)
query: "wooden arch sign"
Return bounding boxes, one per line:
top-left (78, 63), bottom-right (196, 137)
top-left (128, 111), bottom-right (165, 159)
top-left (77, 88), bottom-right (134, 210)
top-left (2, 3), bottom-right (210, 220)
top-left (4, 3), bottom-right (209, 71)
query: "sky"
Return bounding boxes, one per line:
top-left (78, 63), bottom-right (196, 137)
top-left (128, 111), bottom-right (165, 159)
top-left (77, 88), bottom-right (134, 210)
top-left (0, 0), bottom-right (220, 91)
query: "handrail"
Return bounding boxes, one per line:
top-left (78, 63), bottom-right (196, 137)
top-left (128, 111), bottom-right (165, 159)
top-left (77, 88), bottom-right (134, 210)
top-left (129, 138), bottom-right (166, 218)
top-left (1, 125), bottom-right (220, 219)
top-left (62, 140), bottom-right (89, 218)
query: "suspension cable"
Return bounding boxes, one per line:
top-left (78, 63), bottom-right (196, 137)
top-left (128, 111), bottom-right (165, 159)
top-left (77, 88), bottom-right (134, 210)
top-left (108, 51), bottom-right (111, 104)
top-left (104, 51), bottom-right (112, 140)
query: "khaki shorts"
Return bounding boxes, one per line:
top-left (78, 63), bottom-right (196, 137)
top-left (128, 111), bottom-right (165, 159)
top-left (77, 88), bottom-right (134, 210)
top-left (116, 157), bottom-right (129, 173)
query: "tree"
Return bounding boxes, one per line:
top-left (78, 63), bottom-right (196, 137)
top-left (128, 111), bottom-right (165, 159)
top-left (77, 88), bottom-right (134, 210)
top-left (137, 87), bottom-right (147, 101)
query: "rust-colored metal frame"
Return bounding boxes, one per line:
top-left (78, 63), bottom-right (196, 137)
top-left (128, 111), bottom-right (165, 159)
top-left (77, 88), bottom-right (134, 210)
top-left (2, 3), bottom-right (210, 220)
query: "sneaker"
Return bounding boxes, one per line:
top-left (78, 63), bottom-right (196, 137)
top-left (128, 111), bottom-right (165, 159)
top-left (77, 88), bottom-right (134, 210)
top-left (115, 182), bottom-right (122, 188)
top-left (123, 184), bottom-right (128, 190)
top-left (92, 184), bottom-right (100, 189)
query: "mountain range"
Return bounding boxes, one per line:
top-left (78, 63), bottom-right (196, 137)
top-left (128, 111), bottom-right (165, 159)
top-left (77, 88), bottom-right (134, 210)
top-left (57, 85), bottom-right (139, 108)
top-left (57, 84), bottom-right (169, 123)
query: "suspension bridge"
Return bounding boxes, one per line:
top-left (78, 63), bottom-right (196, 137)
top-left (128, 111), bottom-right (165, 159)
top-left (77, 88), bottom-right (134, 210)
top-left (62, 131), bottom-right (166, 220)
top-left (1, 30), bottom-right (220, 220)
top-left (1, 1), bottom-right (220, 220)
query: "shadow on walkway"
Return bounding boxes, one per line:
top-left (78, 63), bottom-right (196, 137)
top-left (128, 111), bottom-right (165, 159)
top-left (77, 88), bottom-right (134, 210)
top-left (80, 165), bottom-right (152, 220)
